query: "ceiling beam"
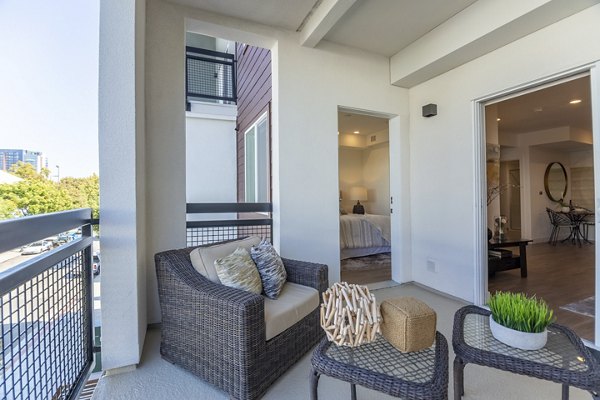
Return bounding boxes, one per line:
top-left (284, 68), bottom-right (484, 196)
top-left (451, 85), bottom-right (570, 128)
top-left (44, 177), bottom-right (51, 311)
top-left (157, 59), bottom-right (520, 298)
top-left (390, 0), bottom-right (599, 88)
top-left (299, 0), bottom-right (357, 48)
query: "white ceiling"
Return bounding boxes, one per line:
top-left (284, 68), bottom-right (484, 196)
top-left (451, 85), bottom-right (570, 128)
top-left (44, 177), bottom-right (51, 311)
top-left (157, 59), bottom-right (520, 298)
top-left (171, 0), bottom-right (478, 56)
top-left (324, 0), bottom-right (478, 56)
top-left (171, 0), bottom-right (317, 31)
top-left (338, 111), bottom-right (388, 136)
top-left (496, 76), bottom-right (592, 135)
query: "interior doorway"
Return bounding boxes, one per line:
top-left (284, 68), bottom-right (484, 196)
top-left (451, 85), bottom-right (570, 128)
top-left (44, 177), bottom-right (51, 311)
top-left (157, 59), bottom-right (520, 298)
top-left (500, 160), bottom-right (521, 232)
top-left (482, 73), bottom-right (596, 341)
top-left (337, 109), bottom-right (392, 285)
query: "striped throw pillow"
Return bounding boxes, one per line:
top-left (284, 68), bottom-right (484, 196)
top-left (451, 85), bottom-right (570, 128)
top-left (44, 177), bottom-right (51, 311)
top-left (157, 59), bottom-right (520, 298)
top-left (250, 239), bottom-right (287, 299)
top-left (214, 247), bottom-right (262, 294)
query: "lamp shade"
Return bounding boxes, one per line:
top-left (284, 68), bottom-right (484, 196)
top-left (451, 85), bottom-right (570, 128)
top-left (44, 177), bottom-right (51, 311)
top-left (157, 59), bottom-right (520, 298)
top-left (349, 186), bottom-right (368, 201)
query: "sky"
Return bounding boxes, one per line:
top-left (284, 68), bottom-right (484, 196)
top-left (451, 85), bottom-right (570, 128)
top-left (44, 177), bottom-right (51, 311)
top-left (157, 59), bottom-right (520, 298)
top-left (0, 0), bottom-right (99, 178)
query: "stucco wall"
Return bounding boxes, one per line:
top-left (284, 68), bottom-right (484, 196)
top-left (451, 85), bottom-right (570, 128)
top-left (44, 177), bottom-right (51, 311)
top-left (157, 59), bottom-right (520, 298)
top-left (143, 0), bottom-right (409, 322)
top-left (185, 103), bottom-right (237, 206)
top-left (408, 4), bottom-right (600, 302)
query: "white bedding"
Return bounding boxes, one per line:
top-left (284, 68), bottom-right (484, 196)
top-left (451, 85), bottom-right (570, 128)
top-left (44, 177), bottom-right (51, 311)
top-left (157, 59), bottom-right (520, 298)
top-left (340, 214), bottom-right (391, 250)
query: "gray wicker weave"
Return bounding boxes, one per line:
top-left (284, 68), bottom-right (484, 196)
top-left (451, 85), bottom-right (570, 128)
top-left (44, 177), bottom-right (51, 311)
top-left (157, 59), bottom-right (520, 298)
top-left (155, 246), bottom-right (328, 400)
top-left (453, 305), bottom-right (600, 400)
top-left (310, 332), bottom-right (449, 399)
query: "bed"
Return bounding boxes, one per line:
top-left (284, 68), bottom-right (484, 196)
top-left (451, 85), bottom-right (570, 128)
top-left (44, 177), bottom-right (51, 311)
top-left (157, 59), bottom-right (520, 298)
top-left (340, 214), bottom-right (391, 259)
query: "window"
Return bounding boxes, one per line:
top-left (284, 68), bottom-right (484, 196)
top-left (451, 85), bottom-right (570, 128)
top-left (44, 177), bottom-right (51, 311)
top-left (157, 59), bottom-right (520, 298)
top-left (244, 113), bottom-right (269, 202)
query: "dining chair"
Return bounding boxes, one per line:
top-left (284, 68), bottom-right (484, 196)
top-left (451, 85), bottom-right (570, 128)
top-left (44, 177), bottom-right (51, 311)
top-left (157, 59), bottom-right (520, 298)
top-left (546, 208), bottom-right (575, 246)
top-left (582, 211), bottom-right (595, 242)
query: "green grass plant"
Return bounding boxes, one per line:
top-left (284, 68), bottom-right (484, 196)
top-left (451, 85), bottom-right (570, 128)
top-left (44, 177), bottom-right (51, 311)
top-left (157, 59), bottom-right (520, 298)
top-left (488, 291), bottom-right (555, 333)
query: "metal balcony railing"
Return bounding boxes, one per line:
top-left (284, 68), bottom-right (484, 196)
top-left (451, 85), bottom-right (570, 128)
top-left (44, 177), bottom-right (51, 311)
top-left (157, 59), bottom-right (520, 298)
top-left (0, 209), bottom-right (95, 400)
top-left (185, 46), bottom-right (236, 109)
top-left (186, 203), bottom-right (272, 247)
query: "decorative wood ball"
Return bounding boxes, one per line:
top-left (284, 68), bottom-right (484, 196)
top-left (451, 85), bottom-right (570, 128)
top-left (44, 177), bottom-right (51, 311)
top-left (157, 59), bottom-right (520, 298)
top-left (319, 282), bottom-right (382, 347)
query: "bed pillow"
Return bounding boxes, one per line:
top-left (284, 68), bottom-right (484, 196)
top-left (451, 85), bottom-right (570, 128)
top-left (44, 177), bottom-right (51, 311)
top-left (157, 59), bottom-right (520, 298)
top-left (214, 247), bottom-right (262, 294)
top-left (250, 239), bottom-right (287, 299)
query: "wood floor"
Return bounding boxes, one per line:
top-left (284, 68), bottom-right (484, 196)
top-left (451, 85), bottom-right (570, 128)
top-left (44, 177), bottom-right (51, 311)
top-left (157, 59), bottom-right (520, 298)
top-left (488, 241), bottom-right (595, 342)
top-left (340, 243), bottom-right (595, 341)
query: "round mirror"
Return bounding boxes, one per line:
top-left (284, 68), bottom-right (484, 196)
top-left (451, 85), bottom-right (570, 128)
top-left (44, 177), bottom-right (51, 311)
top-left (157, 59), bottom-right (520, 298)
top-left (544, 162), bottom-right (568, 202)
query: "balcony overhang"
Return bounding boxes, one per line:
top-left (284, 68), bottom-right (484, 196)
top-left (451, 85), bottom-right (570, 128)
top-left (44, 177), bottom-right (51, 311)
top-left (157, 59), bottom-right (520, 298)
top-left (390, 0), bottom-right (599, 88)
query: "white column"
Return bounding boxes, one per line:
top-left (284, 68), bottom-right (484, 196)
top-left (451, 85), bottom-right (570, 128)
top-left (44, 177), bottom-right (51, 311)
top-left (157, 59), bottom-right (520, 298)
top-left (98, 0), bottom-right (147, 371)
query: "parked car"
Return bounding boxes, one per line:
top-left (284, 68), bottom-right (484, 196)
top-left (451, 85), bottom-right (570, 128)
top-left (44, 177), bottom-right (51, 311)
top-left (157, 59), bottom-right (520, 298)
top-left (93, 253), bottom-right (101, 276)
top-left (57, 233), bottom-right (70, 244)
top-left (45, 236), bottom-right (60, 247)
top-left (21, 240), bottom-right (52, 255)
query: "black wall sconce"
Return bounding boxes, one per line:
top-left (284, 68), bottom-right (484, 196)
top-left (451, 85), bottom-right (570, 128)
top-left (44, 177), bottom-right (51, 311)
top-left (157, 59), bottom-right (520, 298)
top-left (422, 103), bottom-right (437, 117)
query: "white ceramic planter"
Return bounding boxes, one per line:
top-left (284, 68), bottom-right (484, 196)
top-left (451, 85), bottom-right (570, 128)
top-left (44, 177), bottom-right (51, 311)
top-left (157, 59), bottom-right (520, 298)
top-left (489, 317), bottom-right (547, 350)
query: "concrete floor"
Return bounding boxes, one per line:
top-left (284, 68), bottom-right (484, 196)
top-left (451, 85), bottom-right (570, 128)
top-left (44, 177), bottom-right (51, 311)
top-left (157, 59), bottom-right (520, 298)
top-left (92, 283), bottom-right (593, 400)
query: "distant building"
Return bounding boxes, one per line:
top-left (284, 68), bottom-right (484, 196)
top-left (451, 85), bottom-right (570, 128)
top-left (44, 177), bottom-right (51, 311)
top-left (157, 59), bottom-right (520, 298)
top-left (0, 149), bottom-right (48, 173)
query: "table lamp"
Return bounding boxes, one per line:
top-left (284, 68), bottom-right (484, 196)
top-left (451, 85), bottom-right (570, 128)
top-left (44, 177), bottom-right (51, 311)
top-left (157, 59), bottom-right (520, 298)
top-left (350, 186), bottom-right (367, 214)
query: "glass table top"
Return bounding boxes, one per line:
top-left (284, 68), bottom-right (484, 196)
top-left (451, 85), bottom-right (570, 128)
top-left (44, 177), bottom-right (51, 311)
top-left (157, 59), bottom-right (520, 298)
top-left (323, 335), bottom-right (438, 383)
top-left (463, 313), bottom-right (589, 373)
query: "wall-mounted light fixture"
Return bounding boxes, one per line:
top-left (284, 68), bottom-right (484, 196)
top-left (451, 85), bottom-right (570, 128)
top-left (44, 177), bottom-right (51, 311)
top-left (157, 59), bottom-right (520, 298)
top-left (422, 103), bottom-right (437, 117)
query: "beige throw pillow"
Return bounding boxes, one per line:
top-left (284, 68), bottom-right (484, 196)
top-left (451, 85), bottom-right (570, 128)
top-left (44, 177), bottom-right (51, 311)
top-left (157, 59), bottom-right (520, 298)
top-left (214, 247), bottom-right (262, 294)
top-left (189, 236), bottom-right (261, 283)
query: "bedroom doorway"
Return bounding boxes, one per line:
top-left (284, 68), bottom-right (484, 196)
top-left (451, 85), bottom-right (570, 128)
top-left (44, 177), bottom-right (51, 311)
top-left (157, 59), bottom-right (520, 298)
top-left (338, 110), bottom-right (392, 285)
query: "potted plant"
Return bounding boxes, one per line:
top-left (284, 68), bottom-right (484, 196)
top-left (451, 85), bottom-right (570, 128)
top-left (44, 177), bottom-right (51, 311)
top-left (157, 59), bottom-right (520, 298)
top-left (487, 291), bottom-right (555, 350)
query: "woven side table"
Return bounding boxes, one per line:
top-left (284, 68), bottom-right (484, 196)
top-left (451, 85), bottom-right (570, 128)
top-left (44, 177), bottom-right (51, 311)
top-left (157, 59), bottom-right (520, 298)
top-left (452, 305), bottom-right (600, 400)
top-left (310, 332), bottom-right (448, 400)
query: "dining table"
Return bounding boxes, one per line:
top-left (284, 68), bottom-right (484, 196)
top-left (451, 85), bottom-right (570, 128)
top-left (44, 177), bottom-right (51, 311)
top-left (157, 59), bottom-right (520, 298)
top-left (557, 208), bottom-right (594, 246)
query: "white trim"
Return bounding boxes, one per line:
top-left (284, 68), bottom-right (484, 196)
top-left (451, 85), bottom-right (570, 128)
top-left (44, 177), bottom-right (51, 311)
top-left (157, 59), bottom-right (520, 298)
top-left (473, 66), bottom-right (593, 105)
top-left (244, 111), bottom-right (269, 203)
top-left (591, 61), bottom-right (600, 347)
top-left (473, 63), bottom-right (599, 309)
top-left (473, 100), bottom-right (487, 306)
top-left (185, 112), bottom-right (236, 121)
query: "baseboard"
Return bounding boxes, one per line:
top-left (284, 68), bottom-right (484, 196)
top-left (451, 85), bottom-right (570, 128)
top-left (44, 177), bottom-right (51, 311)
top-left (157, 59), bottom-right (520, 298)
top-left (103, 364), bottom-right (137, 376)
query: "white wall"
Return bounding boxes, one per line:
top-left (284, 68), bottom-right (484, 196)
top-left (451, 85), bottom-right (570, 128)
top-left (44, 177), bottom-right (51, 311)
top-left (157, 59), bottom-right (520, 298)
top-left (362, 143), bottom-right (390, 215)
top-left (145, 0), bottom-right (187, 323)
top-left (273, 38), bottom-right (407, 286)
top-left (338, 147), bottom-right (363, 213)
top-left (339, 143), bottom-right (390, 215)
top-left (528, 147), bottom-right (571, 241)
top-left (408, 4), bottom-right (600, 302)
top-left (142, 1), bottom-right (409, 312)
top-left (99, 0), bottom-right (147, 371)
top-left (185, 103), bottom-right (237, 214)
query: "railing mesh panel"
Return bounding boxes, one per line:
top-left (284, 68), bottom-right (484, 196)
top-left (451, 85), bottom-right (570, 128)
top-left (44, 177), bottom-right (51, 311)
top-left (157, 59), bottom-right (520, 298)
top-left (1, 251), bottom-right (91, 400)
top-left (186, 225), bottom-right (272, 247)
top-left (186, 56), bottom-right (234, 102)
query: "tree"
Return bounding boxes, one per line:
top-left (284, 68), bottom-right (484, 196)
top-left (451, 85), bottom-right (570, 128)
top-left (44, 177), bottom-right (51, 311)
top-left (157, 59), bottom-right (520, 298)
top-left (0, 179), bottom-right (72, 216)
top-left (59, 174), bottom-right (99, 218)
top-left (0, 163), bottom-right (99, 220)
top-left (8, 161), bottom-right (51, 180)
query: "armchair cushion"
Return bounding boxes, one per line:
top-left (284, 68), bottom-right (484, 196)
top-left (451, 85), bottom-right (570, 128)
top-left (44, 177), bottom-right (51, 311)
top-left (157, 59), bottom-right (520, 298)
top-left (264, 282), bottom-right (319, 340)
top-left (214, 247), bottom-right (263, 294)
top-left (189, 236), bottom-right (261, 283)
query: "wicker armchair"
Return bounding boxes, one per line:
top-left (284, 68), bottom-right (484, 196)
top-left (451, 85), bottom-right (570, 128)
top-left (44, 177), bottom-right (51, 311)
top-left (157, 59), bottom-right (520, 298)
top-left (155, 246), bottom-right (328, 400)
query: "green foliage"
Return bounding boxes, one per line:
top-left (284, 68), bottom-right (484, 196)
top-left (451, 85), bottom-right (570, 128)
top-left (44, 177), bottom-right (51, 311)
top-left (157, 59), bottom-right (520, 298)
top-left (0, 163), bottom-right (99, 220)
top-left (9, 161), bottom-right (42, 180)
top-left (488, 291), bottom-right (555, 333)
top-left (59, 174), bottom-right (99, 218)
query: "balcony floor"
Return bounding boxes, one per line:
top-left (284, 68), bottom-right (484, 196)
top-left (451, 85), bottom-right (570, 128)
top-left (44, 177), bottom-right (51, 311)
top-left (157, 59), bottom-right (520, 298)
top-left (92, 283), bottom-right (592, 400)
